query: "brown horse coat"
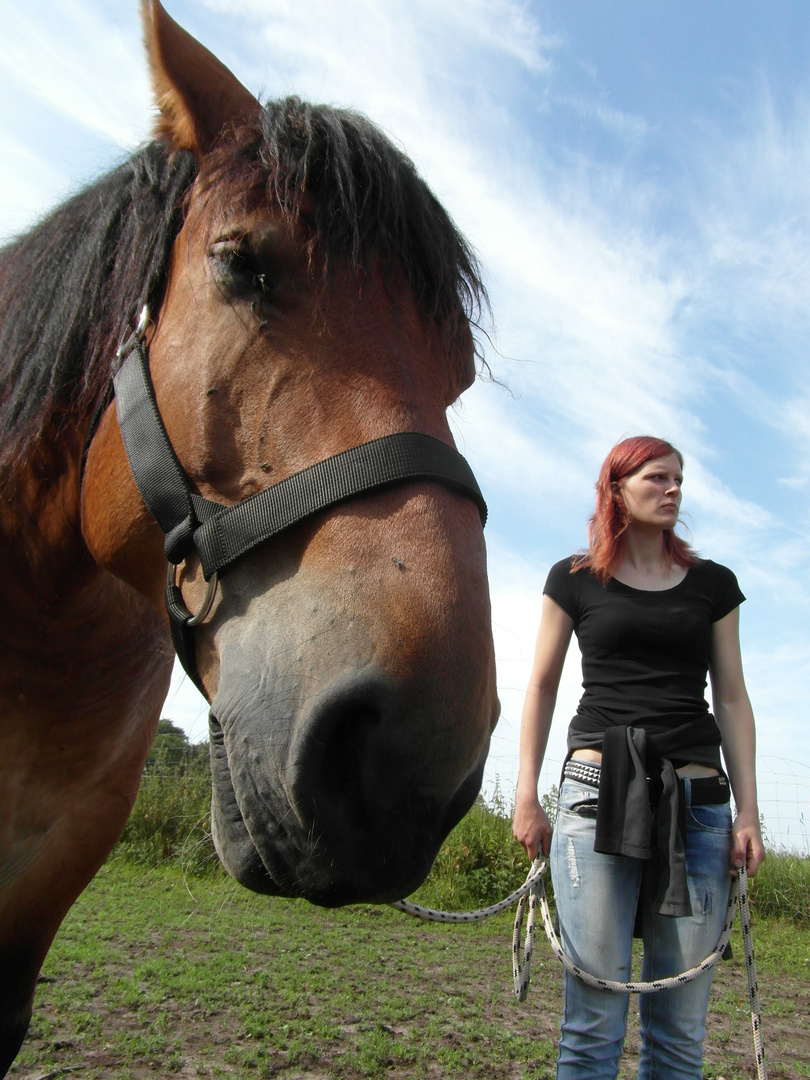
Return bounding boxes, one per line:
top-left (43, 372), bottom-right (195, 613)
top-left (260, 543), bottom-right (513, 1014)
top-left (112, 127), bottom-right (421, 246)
top-left (0, 3), bottom-right (498, 1071)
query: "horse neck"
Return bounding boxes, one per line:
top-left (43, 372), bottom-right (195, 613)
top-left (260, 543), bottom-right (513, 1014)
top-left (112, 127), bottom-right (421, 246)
top-left (0, 425), bottom-right (172, 722)
top-left (0, 423), bottom-right (91, 589)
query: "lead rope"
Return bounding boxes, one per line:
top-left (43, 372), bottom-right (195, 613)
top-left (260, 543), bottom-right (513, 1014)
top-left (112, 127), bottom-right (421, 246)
top-left (392, 861), bottom-right (766, 1080)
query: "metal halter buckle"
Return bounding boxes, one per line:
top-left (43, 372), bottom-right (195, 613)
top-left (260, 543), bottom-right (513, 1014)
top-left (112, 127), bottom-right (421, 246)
top-left (167, 563), bottom-right (219, 627)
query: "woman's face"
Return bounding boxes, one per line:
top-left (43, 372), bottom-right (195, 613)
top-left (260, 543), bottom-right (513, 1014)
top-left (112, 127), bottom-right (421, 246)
top-left (614, 453), bottom-right (683, 529)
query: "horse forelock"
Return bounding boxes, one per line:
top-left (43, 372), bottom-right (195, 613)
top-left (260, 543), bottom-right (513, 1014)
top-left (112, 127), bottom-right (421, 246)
top-left (195, 96), bottom-right (489, 377)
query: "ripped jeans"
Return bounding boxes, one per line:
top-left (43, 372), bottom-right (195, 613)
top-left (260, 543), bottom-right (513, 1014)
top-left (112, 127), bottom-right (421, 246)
top-left (550, 777), bottom-right (732, 1080)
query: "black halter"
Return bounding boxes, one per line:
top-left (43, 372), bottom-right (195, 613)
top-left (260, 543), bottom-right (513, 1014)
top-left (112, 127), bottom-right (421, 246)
top-left (110, 308), bottom-right (487, 694)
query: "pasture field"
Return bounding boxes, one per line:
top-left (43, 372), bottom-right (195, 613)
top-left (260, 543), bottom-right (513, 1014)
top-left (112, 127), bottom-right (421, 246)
top-left (10, 858), bottom-right (810, 1080)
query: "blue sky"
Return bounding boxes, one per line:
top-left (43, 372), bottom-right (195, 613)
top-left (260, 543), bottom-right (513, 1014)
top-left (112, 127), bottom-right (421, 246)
top-left (2, 1), bottom-right (809, 851)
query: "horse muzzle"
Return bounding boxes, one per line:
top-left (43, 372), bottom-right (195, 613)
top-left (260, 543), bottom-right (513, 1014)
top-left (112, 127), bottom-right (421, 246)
top-left (208, 664), bottom-right (493, 905)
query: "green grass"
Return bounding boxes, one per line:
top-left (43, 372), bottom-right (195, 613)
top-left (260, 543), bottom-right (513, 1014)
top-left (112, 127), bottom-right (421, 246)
top-left (11, 860), bottom-right (809, 1080)
top-left (747, 848), bottom-right (810, 922)
top-left (118, 748), bottom-right (808, 927)
top-left (60, 749), bottom-right (802, 1078)
top-left (12, 862), bottom-right (552, 1077)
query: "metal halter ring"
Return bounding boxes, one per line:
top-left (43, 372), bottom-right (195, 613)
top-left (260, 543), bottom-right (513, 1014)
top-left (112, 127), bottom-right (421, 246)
top-left (167, 563), bottom-right (219, 627)
top-left (116, 304), bottom-right (150, 363)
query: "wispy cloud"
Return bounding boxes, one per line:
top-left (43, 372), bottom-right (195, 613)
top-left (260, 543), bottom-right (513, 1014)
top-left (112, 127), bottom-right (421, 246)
top-left (3, 1), bottom-right (808, 844)
top-left (554, 91), bottom-right (650, 142)
top-left (207, 0), bottom-right (557, 80)
top-left (0, 2), bottom-right (150, 146)
top-left (0, 130), bottom-right (64, 240)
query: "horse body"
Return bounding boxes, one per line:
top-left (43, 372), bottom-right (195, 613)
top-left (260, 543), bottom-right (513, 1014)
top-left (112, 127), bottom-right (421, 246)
top-left (0, 2), bottom-right (498, 1070)
top-left (0, 433), bottom-right (174, 1069)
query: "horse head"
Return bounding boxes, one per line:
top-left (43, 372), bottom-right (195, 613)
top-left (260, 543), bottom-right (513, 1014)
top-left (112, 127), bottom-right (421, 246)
top-left (81, 1), bottom-right (499, 905)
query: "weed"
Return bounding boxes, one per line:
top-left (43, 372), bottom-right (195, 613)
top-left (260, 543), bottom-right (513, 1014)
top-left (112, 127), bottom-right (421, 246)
top-left (12, 861), bottom-right (808, 1080)
top-left (748, 849), bottom-right (810, 922)
top-left (116, 747), bottom-right (810, 931)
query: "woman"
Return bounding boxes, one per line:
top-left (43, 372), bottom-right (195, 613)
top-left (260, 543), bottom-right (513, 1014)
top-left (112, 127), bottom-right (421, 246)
top-left (512, 435), bottom-right (764, 1080)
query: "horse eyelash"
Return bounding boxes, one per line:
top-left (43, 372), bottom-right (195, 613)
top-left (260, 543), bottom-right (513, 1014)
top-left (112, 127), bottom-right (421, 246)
top-left (212, 243), bottom-right (275, 300)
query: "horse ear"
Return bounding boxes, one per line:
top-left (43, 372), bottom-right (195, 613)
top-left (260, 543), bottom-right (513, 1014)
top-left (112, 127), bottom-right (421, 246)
top-left (141, 0), bottom-right (260, 157)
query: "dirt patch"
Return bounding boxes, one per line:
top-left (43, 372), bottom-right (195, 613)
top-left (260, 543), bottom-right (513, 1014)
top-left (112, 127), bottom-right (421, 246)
top-left (9, 868), bottom-right (809, 1080)
top-left (16, 934), bottom-right (806, 1079)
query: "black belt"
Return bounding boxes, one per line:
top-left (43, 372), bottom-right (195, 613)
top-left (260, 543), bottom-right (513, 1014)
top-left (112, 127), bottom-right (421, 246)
top-left (563, 759), bottom-right (730, 805)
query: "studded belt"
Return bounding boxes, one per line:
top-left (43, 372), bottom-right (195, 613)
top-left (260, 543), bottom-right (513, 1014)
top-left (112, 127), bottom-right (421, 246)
top-left (562, 758), bottom-right (730, 805)
top-left (562, 758), bottom-right (602, 788)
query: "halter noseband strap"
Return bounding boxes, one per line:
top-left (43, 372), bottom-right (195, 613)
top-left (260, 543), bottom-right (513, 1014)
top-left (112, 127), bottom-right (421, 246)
top-left (111, 307), bottom-right (488, 694)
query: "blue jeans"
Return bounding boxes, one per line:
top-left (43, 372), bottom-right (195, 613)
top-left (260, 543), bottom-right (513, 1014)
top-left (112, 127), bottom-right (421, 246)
top-left (550, 777), bottom-right (732, 1079)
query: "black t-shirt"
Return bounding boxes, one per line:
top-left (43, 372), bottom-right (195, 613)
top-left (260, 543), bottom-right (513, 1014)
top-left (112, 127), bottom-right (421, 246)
top-left (544, 556), bottom-right (745, 748)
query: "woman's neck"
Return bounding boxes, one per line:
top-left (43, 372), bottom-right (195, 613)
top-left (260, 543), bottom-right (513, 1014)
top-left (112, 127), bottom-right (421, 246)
top-left (613, 529), bottom-right (686, 589)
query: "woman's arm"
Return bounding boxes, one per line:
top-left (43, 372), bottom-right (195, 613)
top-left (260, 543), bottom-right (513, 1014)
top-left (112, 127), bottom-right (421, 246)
top-left (512, 595), bottom-right (574, 860)
top-left (709, 607), bottom-right (766, 877)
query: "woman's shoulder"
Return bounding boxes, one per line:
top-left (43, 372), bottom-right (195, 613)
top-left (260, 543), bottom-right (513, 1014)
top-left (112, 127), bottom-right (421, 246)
top-left (547, 554), bottom-right (579, 576)
top-left (690, 558), bottom-right (738, 583)
top-left (688, 558), bottom-right (746, 614)
top-left (543, 555), bottom-right (586, 618)
top-left (545, 554), bottom-right (593, 585)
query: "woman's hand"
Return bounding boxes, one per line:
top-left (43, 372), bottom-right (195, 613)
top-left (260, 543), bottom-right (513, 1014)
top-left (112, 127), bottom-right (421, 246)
top-left (730, 808), bottom-right (766, 877)
top-left (512, 793), bottom-right (552, 861)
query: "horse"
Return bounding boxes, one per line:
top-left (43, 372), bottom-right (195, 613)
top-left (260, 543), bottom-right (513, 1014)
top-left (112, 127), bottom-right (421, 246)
top-left (0, 1), bottom-right (499, 1070)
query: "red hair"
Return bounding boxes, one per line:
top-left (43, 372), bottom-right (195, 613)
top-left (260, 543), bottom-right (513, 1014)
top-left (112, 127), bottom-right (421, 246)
top-left (573, 435), bottom-right (698, 583)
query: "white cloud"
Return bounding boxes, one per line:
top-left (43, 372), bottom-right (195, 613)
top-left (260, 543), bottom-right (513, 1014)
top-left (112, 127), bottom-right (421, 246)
top-left (4, 0), bottom-right (807, 844)
top-left (554, 91), bottom-right (650, 142)
top-left (0, 2), bottom-right (150, 147)
top-left (164, 663), bottom-right (210, 745)
top-left (481, 541), bottom-right (582, 803)
top-left (206, 0), bottom-right (556, 82)
top-left (0, 130), bottom-right (64, 240)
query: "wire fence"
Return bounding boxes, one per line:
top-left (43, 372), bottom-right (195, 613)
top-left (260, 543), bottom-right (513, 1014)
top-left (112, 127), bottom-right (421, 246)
top-left (756, 756), bottom-right (810, 855)
top-left (484, 754), bottom-right (810, 857)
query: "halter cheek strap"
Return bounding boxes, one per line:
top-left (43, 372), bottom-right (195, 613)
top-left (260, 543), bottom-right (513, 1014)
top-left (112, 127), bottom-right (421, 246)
top-left (111, 307), bottom-right (488, 695)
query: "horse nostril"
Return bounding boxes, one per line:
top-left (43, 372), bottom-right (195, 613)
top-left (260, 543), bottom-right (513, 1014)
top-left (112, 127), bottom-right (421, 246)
top-left (283, 671), bottom-right (488, 902)
top-left (291, 691), bottom-right (389, 831)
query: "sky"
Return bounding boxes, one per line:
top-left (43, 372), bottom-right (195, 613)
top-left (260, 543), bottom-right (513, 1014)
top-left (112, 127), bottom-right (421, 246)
top-left (2, 0), bottom-right (809, 853)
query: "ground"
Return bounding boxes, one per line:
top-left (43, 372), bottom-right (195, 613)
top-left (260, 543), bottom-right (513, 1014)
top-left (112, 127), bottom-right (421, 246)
top-left (10, 863), bottom-right (808, 1080)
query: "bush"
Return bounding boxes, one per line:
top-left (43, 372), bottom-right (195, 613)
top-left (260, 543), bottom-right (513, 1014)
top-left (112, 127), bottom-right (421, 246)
top-left (117, 749), bottom-right (808, 930)
top-left (115, 725), bottom-right (218, 875)
top-left (408, 782), bottom-right (545, 911)
top-left (747, 850), bottom-right (810, 923)
top-left (116, 761), bottom-right (554, 904)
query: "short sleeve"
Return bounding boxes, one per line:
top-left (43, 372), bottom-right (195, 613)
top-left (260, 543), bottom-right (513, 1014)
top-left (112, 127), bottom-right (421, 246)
top-left (543, 557), bottom-right (580, 622)
top-left (709, 561), bottom-right (746, 621)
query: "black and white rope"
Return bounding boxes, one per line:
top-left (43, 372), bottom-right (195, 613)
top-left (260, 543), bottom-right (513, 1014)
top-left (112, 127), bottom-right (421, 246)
top-left (390, 860), bottom-right (547, 924)
top-left (393, 860), bottom-right (766, 1080)
top-left (737, 865), bottom-right (767, 1078)
top-left (513, 857), bottom-right (739, 998)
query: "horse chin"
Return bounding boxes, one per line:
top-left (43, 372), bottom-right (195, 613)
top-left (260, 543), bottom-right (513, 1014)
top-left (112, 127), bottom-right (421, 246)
top-left (207, 686), bottom-right (490, 906)
top-left (211, 743), bottom-right (485, 905)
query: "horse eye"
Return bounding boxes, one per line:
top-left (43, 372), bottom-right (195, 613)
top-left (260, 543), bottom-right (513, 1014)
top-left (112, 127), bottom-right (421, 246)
top-left (209, 240), bottom-right (277, 301)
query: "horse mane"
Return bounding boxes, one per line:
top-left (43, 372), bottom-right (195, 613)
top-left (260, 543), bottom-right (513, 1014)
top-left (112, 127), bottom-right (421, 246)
top-left (0, 144), bottom-right (198, 470)
top-left (0, 96), bottom-right (487, 473)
